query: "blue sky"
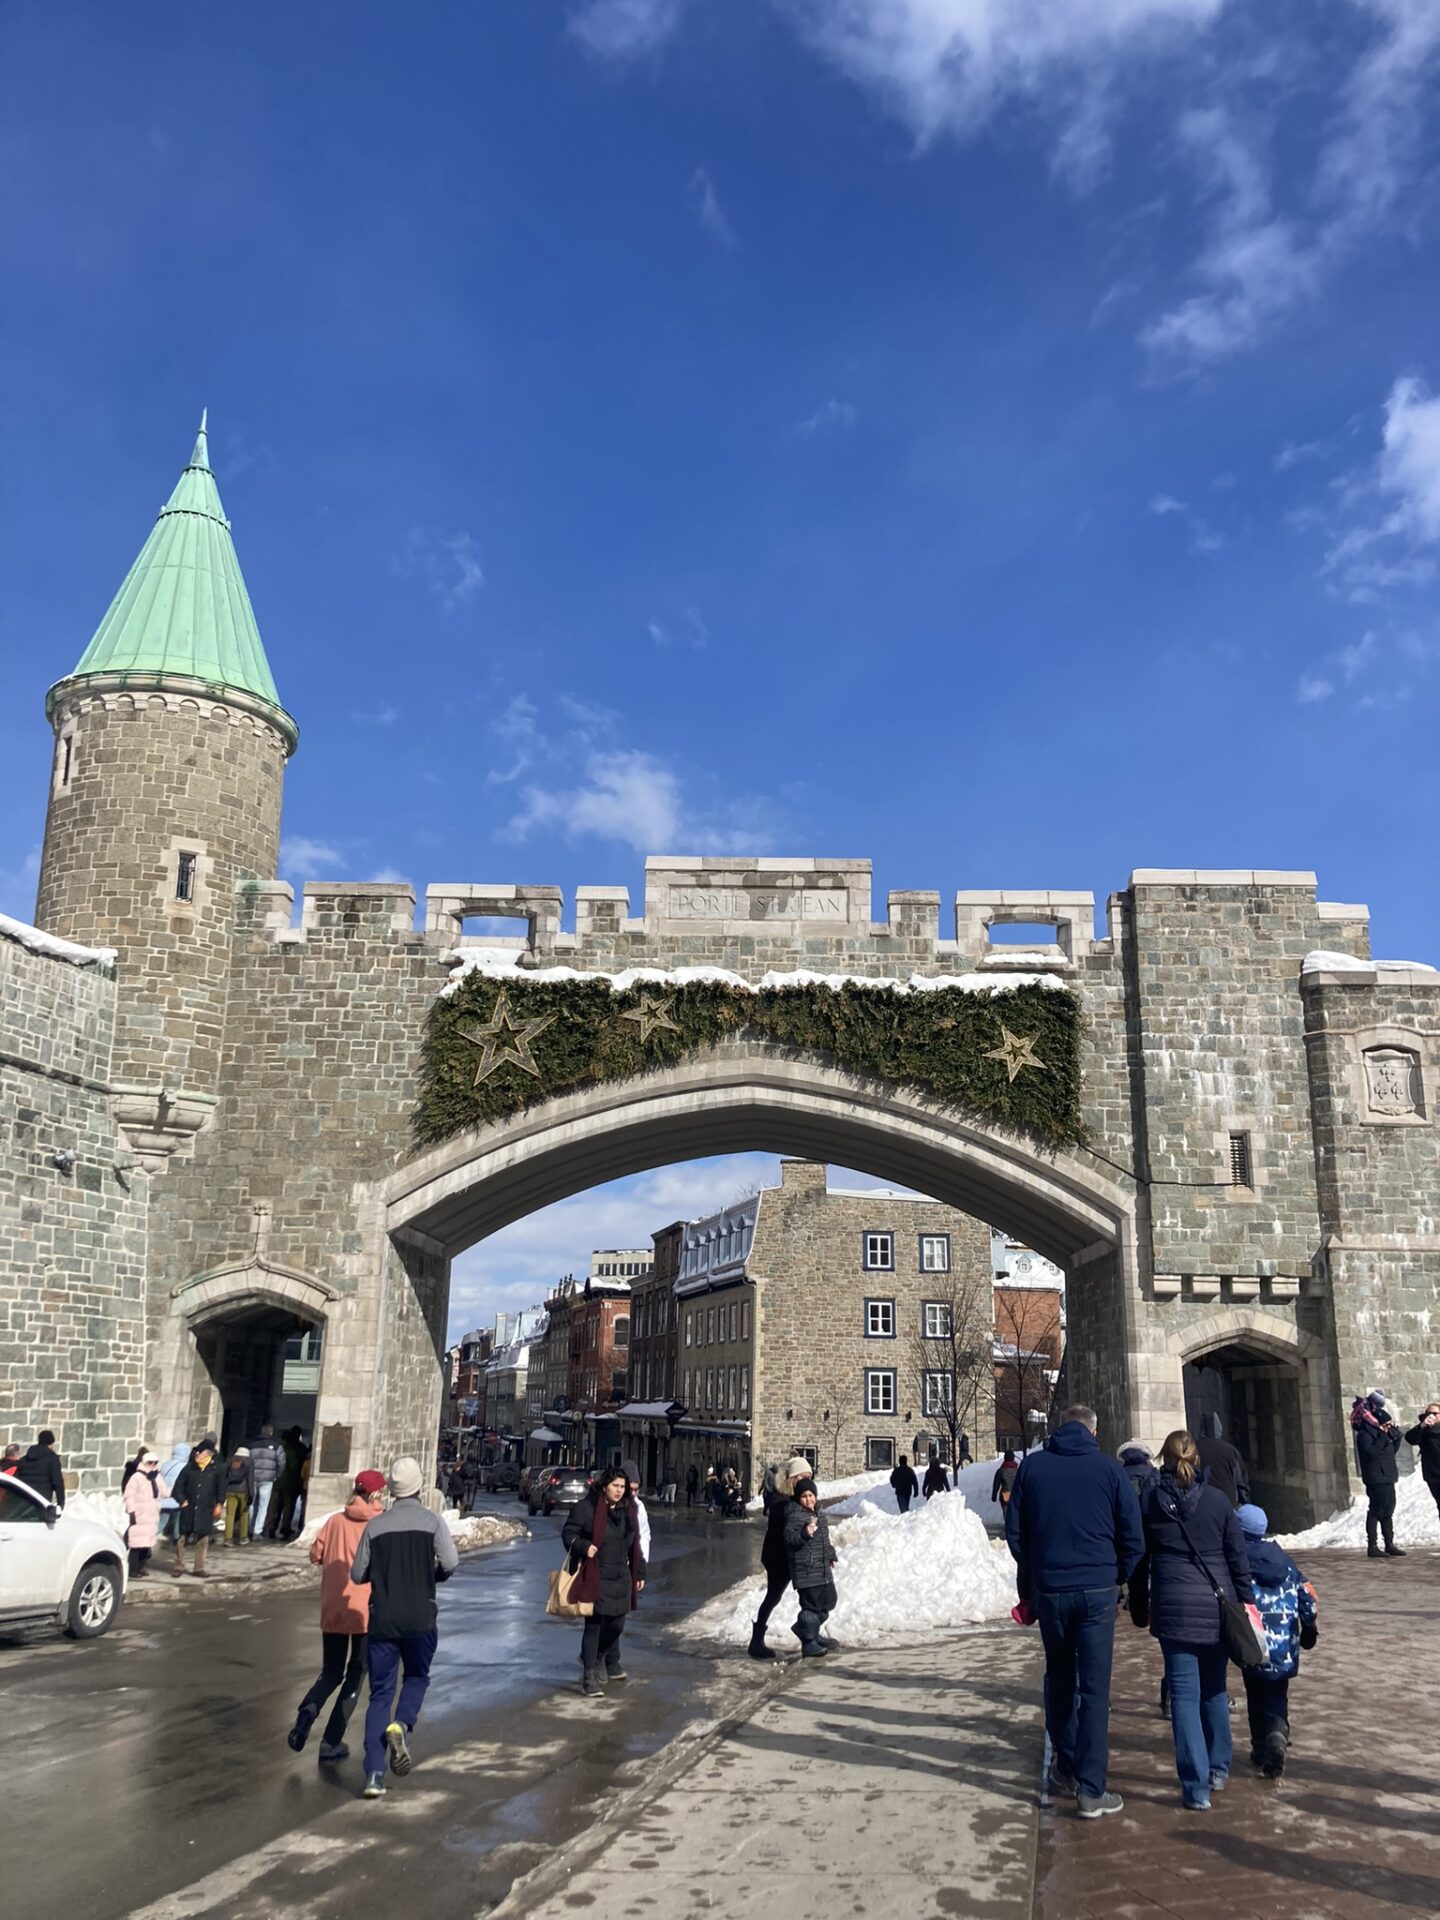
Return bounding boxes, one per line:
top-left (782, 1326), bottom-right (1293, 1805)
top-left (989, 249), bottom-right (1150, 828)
top-left (3, 2), bottom-right (1438, 1338)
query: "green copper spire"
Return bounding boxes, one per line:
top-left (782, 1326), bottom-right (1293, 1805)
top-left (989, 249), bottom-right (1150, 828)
top-left (66, 412), bottom-right (292, 728)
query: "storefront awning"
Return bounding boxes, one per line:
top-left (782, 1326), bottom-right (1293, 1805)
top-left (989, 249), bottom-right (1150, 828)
top-left (528, 1426), bottom-right (564, 1443)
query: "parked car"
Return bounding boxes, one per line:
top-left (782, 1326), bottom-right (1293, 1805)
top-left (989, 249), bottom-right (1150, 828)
top-left (517, 1466), bottom-right (538, 1504)
top-left (540, 1468), bottom-right (591, 1517)
top-left (483, 1462), bottom-right (520, 1493)
top-left (0, 1477), bottom-right (127, 1638)
top-left (525, 1468), bottom-right (559, 1515)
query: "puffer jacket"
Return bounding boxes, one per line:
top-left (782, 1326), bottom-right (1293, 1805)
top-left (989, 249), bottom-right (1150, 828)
top-left (249, 1438), bottom-right (285, 1485)
top-left (1135, 1474), bottom-right (1253, 1644)
top-left (1354, 1417), bottom-right (1402, 1489)
top-left (172, 1453), bottom-right (226, 1539)
top-left (564, 1492), bottom-right (646, 1617)
top-left (760, 1493), bottom-right (793, 1577)
top-left (1403, 1417), bottom-right (1440, 1487)
top-left (1243, 1536), bottom-right (1317, 1680)
top-left (783, 1502), bottom-right (836, 1591)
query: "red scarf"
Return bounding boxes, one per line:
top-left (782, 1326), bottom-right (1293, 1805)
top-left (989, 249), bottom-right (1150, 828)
top-left (572, 1492), bottom-right (643, 1611)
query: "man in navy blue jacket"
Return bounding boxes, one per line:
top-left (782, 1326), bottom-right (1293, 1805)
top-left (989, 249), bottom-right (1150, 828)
top-left (1006, 1406), bottom-right (1145, 1819)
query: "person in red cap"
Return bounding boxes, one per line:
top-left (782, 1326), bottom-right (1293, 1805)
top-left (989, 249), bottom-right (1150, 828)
top-left (287, 1470), bottom-right (387, 1762)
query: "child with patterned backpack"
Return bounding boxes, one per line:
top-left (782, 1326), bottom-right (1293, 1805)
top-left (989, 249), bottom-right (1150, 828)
top-left (1235, 1504), bottom-right (1318, 1777)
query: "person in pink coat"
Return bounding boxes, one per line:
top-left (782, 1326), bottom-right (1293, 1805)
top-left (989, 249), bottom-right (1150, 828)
top-left (123, 1451), bottom-right (167, 1578)
top-left (287, 1469), bottom-right (387, 1763)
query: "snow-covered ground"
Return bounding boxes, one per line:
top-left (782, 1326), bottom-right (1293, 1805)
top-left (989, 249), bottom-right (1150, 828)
top-left (690, 1470), bottom-right (1017, 1649)
top-left (1277, 1470), bottom-right (1440, 1552)
top-left (825, 1456), bottom-right (1010, 1528)
top-left (65, 1491), bottom-right (127, 1537)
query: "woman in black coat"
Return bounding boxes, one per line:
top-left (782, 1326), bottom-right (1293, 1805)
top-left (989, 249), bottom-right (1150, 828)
top-left (1404, 1402), bottom-right (1440, 1521)
top-left (749, 1453), bottom-right (811, 1660)
top-left (563, 1466), bottom-right (647, 1696)
top-left (171, 1441), bottom-right (226, 1578)
top-left (1134, 1429), bottom-right (1254, 1811)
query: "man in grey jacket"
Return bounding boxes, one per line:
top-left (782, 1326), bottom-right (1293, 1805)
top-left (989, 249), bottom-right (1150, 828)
top-left (248, 1424), bottom-right (284, 1539)
top-left (351, 1455), bottom-right (458, 1799)
top-left (783, 1478), bottom-right (838, 1656)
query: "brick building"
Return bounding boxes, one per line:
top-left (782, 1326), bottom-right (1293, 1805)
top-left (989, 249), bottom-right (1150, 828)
top-left (617, 1221), bottom-right (685, 1489)
top-left (990, 1234), bottom-right (1065, 1452)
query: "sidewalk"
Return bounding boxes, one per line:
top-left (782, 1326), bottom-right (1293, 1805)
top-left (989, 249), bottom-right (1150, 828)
top-left (502, 1548), bottom-right (1440, 1920)
top-left (500, 1625), bottom-right (1047, 1918)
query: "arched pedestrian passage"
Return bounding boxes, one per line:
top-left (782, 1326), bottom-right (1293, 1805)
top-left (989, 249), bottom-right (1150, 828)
top-left (347, 1044), bottom-right (1144, 1497)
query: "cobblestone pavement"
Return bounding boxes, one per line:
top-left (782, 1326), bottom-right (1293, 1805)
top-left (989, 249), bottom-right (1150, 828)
top-left (1033, 1547), bottom-right (1440, 1920)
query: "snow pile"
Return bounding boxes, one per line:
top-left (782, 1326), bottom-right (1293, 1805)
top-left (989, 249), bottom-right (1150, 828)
top-left (0, 911), bottom-right (115, 970)
top-left (825, 1456), bottom-right (1011, 1528)
top-left (445, 1509), bottom-right (527, 1552)
top-left (442, 950), bottom-right (1070, 998)
top-left (1302, 950), bottom-right (1437, 976)
top-left (690, 1487), bottom-right (1017, 1649)
top-left (65, 1491), bottom-right (127, 1537)
top-left (1277, 1470), bottom-right (1440, 1553)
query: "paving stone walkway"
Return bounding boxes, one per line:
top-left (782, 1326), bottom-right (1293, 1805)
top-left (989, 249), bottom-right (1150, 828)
top-left (1034, 1547), bottom-right (1440, 1920)
top-left (504, 1546), bottom-right (1439, 1920)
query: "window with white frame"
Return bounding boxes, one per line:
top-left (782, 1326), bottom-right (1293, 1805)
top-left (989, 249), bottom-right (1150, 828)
top-left (923, 1301), bottom-right (953, 1340)
top-left (705, 1368), bottom-right (714, 1408)
top-left (740, 1299), bottom-right (750, 1339)
top-left (729, 1302), bottom-right (738, 1340)
top-left (740, 1364), bottom-right (749, 1410)
top-left (863, 1231), bottom-right (894, 1271)
top-left (865, 1436), bottom-right (896, 1470)
top-left (685, 1313), bottom-right (692, 1347)
top-left (864, 1368), bottom-right (897, 1415)
top-left (864, 1298), bottom-right (896, 1339)
top-left (923, 1370), bottom-right (955, 1416)
top-left (706, 1308), bottom-right (715, 1344)
top-left (683, 1369), bottom-right (691, 1404)
top-left (919, 1234), bottom-right (950, 1273)
top-left (717, 1307), bottom-right (726, 1345)
top-left (728, 1365), bottom-right (737, 1409)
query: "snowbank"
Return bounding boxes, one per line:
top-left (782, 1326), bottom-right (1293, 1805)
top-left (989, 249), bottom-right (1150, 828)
top-left (825, 1456), bottom-right (1011, 1529)
top-left (1277, 1470), bottom-right (1440, 1553)
top-left (443, 950), bottom-right (1070, 998)
top-left (690, 1485), bottom-right (1017, 1649)
top-left (0, 911), bottom-right (115, 970)
top-left (1302, 950), bottom-right (1437, 976)
top-left (294, 1503), bottom-right (525, 1553)
top-left (66, 1491), bottom-right (127, 1537)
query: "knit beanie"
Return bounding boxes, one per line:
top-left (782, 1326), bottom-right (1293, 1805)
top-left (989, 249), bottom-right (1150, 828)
top-left (388, 1455), bottom-right (423, 1499)
top-left (792, 1477), bottom-right (818, 1501)
top-left (1235, 1503), bottom-right (1269, 1539)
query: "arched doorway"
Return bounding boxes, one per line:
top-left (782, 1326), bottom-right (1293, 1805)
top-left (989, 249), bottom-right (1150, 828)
top-left (328, 1041), bottom-right (1143, 1508)
top-left (1172, 1310), bottom-right (1340, 1530)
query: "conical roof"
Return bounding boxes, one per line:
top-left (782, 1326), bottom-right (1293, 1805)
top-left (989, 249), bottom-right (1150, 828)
top-left (67, 412), bottom-right (289, 719)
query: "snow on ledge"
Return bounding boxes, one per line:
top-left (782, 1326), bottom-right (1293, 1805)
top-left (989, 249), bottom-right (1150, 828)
top-left (0, 911), bottom-right (116, 971)
top-left (442, 949), bottom-right (1071, 998)
top-left (1302, 949), bottom-right (1438, 977)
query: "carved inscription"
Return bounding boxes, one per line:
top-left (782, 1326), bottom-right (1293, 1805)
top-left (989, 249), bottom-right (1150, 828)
top-left (667, 886), bottom-right (849, 922)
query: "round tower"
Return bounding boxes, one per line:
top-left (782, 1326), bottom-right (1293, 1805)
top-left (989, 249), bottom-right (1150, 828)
top-left (36, 412), bottom-right (297, 1162)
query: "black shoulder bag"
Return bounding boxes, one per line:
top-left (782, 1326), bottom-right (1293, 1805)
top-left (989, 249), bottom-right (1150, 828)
top-left (1167, 1498), bottom-right (1267, 1668)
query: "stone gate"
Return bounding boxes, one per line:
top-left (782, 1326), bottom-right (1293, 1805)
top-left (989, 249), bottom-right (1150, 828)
top-left (3, 422), bottom-right (1437, 1520)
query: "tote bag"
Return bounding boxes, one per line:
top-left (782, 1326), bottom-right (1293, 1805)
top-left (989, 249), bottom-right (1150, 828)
top-left (545, 1558), bottom-right (593, 1619)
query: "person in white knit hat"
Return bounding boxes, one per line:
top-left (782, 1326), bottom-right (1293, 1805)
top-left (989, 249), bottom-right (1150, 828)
top-left (749, 1455), bottom-right (815, 1660)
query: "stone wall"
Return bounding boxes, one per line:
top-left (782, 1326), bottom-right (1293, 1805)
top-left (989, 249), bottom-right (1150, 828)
top-left (749, 1160), bottom-right (994, 1478)
top-left (0, 929), bottom-right (148, 1490)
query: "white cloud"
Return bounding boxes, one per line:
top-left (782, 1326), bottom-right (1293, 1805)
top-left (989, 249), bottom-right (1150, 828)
top-left (795, 398), bottom-right (859, 437)
top-left (506, 750), bottom-right (684, 853)
top-left (1324, 377), bottom-right (1440, 600)
top-left (1149, 493), bottom-right (1186, 514)
top-left (485, 693), bottom-right (544, 786)
top-left (280, 835), bottom-right (345, 881)
top-left (1296, 674), bottom-right (1335, 704)
top-left (394, 528), bottom-right (484, 609)
top-left (447, 1155), bottom-right (778, 1340)
top-left (570, 0), bottom-right (689, 59)
top-left (349, 705), bottom-right (400, 726)
top-left (1376, 375), bottom-right (1440, 543)
top-left (688, 166), bottom-right (738, 248)
top-left (648, 606), bottom-right (710, 648)
top-left (1338, 630), bottom-right (1379, 681)
top-left (370, 867), bottom-right (413, 886)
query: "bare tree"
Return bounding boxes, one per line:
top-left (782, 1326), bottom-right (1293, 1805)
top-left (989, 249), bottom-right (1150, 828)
top-left (908, 1270), bottom-right (994, 1468)
top-left (992, 1283), bottom-right (1063, 1454)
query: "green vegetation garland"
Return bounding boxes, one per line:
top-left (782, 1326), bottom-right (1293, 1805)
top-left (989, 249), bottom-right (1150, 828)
top-left (415, 973), bottom-right (1084, 1150)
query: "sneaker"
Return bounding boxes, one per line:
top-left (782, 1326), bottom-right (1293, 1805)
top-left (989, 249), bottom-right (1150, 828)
top-left (800, 1641), bottom-right (829, 1657)
top-left (1182, 1795), bottom-right (1212, 1811)
top-left (287, 1707), bottom-right (317, 1753)
top-left (1047, 1765), bottom-right (1078, 1798)
top-left (605, 1665), bottom-right (629, 1682)
top-left (1076, 1790), bottom-right (1123, 1819)
top-left (385, 1722), bottom-right (412, 1777)
top-left (1208, 1771), bottom-right (1228, 1792)
top-left (361, 1772), bottom-right (387, 1799)
top-left (582, 1671), bottom-right (604, 1696)
top-left (318, 1741), bottom-right (349, 1762)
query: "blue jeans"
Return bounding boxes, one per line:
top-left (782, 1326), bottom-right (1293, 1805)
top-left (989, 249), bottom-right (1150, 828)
top-left (1161, 1639), bottom-right (1232, 1801)
top-left (1035, 1587), bottom-right (1117, 1800)
top-left (363, 1631), bottom-right (438, 1773)
top-left (251, 1481), bottom-right (273, 1537)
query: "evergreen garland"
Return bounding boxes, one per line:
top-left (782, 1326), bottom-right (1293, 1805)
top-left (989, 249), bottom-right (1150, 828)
top-left (415, 974), bottom-right (1084, 1150)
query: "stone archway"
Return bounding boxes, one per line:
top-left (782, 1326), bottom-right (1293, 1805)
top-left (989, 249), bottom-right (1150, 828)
top-left (1166, 1307), bottom-right (1341, 1527)
top-left (307, 1041), bottom-right (1149, 1504)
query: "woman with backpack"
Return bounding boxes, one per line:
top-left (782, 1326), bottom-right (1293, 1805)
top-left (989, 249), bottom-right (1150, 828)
top-left (1131, 1429), bottom-right (1254, 1811)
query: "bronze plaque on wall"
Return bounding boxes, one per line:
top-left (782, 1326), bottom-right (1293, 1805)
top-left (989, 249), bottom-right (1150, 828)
top-left (318, 1423), bottom-right (352, 1475)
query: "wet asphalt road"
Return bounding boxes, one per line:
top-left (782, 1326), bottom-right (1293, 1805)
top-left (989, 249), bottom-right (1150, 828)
top-left (0, 1499), bottom-right (764, 1920)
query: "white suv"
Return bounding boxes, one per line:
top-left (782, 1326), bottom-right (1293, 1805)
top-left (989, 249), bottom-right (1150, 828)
top-left (0, 1476), bottom-right (127, 1638)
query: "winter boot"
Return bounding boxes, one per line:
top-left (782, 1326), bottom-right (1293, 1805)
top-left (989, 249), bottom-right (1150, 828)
top-left (1262, 1728), bottom-right (1289, 1778)
top-left (799, 1639), bottom-right (829, 1657)
top-left (748, 1621), bottom-right (777, 1661)
top-left (1366, 1518), bottom-right (1383, 1559)
top-left (582, 1669), bottom-right (605, 1696)
top-left (1382, 1522), bottom-right (1407, 1557)
top-left (287, 1705), bottom-right (318, 1753)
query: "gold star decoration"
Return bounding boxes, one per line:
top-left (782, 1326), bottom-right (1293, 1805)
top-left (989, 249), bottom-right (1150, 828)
top-left (620, 992), bottom-right (682, 1043)
top-left (984, 1025), bottom-right (1048, 1084)
top-left (457, 988), bottom-right (557, 1084)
